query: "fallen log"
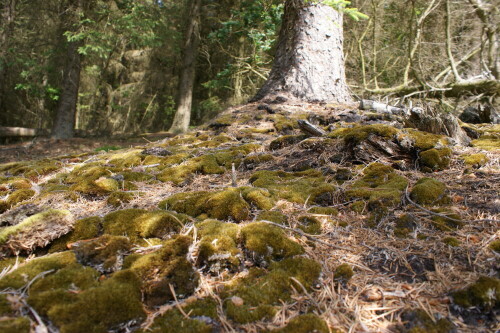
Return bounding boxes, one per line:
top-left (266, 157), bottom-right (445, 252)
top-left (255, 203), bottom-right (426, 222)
top-left (359, 99), bottom-right (408, 116)
top-left (0, 127), bottom-right (47, 137)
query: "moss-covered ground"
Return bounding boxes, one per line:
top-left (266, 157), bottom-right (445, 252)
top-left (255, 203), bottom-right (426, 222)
top-left (0, 103), bottom-right (498, 332)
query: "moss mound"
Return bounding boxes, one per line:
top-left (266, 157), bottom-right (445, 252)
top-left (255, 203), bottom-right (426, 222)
top-left (329, 124), bottom-right (398, 145)
top-left (268, 314), bottom-right (329, 333)
top-left (0, 317), bottom-right (31, 333)
top-left (461, 153), bottom-right (489, 168)
top-left (49, 216), bottom-right (102, 252)
top-left (399, 308), bottom-right (455, 333)
top-left (256, 210), bottom-right (288, 225)
top-left (72, 235), bottom-right (132, 273)
top-left (410, 178), bottom-right (449, 205)
top-left (430, 209), bottom-right (463, 231)
top-left (334, 263), bottom-right (354, 283)
top-left (297, 215), bottom-right (322, 234)
top-left (107, 191), bottom-right (136, 207)
top-left (419, 148), bottom-right (452, 172)
top-left (451, 276), bottom-right (500, 310)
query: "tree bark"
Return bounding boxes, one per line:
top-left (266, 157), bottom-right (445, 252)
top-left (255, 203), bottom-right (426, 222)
top-left (0, 0), bottom-right (16, 111)
top-left (169, 0), bottom-right (202, 134)
top-left (253, 0), bottom-right (352, 104)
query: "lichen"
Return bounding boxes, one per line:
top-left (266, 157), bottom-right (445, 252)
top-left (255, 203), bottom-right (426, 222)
top-left (410, 178), bottom-right (449, 205)
top-left (419, 148), bottom-right (452, 172)
top-left (334, 263), bottom-right (354, 283)
top-left (268, 313), bottom-right (329, 333)
top-left (451, 276), bottom-right (500, 310)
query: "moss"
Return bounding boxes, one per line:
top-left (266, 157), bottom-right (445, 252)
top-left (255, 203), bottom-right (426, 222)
top-left (451, 276), bottom-right (500, 309)
top-left (49, 216), bottom-right (102, 252)
top-left (65, 164), bottom-right (112, 184)
top-left (471, 135), bottom-right (500, 151)
top-left (430, 209), bottom-right (463, 231)
top-left (419, 148), bottom-right (452, 172)
top-left (308, 207), bottom-right (339, 215)
top-left (107, 150), bottom-right (144, 168)
top-left (129, 236), bottom-right (199, 306)
top-left (157, 154), bottom-right (224, 185)
top-left (0, 317), bottom-right (31, 333)
top-left (346, 163), bottom-right (408, 209)
top-left (48, 269), bottom-right (146, 333)
top-left (329, 124), bottom-right (398, 145)
top-left (241, 187), bottom-right (275, 210)
top-left (222, 257), bottom-right (321, 323)
top-left (297, 216), bottom-right (322, 234)
top-left (144, 152), bottom-right (190, 167)
top-left (0, 209), bottom-right (73, 252)
top-left (120, 171), bottom-right (154, 182)
top-left (141, 298), bottom-right (219, 333)
top-left (256, 211), bottom-right (288, 225)
top-left (107, 191), bottom-right (136, 207)
top-left (196, 220), bottom-right (241, 272)
top-left (268, 114), bottom-right (300, 133)
top-left (442, 237), bottom-right (460, 247)
top-left (268, 314), bottom-right (329, 333)
top-left (0, 251), bottom-right (76, 290)
top-left (488, 240), bottom-right (500, 253)
top-left (5, 189), bottom-right (36, 208)
top-left (0, 294), bottom-right (13, 315)
top-left (72, 235), bottom-right (132, 273)
top-left (160, 188), bottom-right (250, 222)
top-left (27, 263), bottom-right (99, 316)
top-left (401, 129), bottom-right (449, 150)
top-left (410, 178), bottom-right (449, 205)
top-left (334, 263), bottom-right (354, 283)
top-left (0, 177), bottom-right (31, 191)
top-left (250, 170), bottom-right (335, 206)
top-left (1, 159), bottom-right (62, 179)
top-left (394, 214), bottom-right (417, 238)
top-left (195, 134), bottom-right (232, 148)
top-left (269, 135), bottom-right (308, 150)
top-left (350, 201), bottom-right (366, 214)
top-left (400, 309), bottom-right (455, 333)
top-left (461, 153), bottom-right (489, 168)
top-left (240, 222), bottom-right (304, 262)
top-left (243, 154), bottom-right (274, 169)
top-left (103, 209), bottom-right (186, 243)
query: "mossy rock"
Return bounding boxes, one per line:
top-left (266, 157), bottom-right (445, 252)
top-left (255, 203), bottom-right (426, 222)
top-left (268, 314), bottom-right (330, 333)
top-left (72, 235), bottom-right (132, 273)
top-left (256, 211), bottom-right (288, 225)
top-left (0, 251), bottom-right (77, 290)
top-left (410, 178), bottom-right (449, 205)
top-left (0, 317), bottom-right (31, 333)
top-left (102, 209), bottom-right (186, 244)
top-left (451, 276), bottom-right (500, 310)
top-left (47, 269), bottom-right (146, 333)
top-left (419, 148), bottom-right (452, 172)
top-left (107, 191), bottom-right (136, 207)
top-left (334, 263), bottom-right (354, 283)
top-left (250, 169), bottom-right (335, 206)
top-left (430, 209), bottom-right (463, 231)
top-left (399, 308), bottom-right (456, 333)
top-left (196, 220), bottom-right (241, 272)
top-left (139, 297), bottom-right (219, 333)
top-left (461, 153), bottom-right (489, 168)
top-left (329, 124), bottom-right (398, 145)
top-left (346, 163), bottom-right (408, 209)
top-left (297, 216), bottom-right (322, 234)
top-left (49, 216), bottom-right (102, 253)
top-left (160, 188), bottom-right (251, 222)
top-left (269, 135), bottom-right (308, 150)
top-left (240, 222), bottom-right (304, 263)
top-left (129, 236), bottom-right (199, 306)
top-left (222, 257), bottom-right (321, 323)
top-left (0, 209), bottom-right (73, 255)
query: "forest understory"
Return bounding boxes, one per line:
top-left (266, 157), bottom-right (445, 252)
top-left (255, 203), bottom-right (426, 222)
top-left (0, 100), bottom-right (498, 333)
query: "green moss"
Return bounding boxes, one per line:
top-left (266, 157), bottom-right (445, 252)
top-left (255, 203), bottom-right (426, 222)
top-left (394, 214), bottom-right (417, 238)
top-left (243, 154), bottom-right (274, 168)
top-left (222, 257), bottom-right (321, 323)
top-left (5, 189), bottom-right (36, 208)
top-left (241, 187), bottom-right (275, 210)
top-left (350, 201), bottom-right (366, 214)
top-left (107, 150), bottom-right (143, 168)
top-left (0, 177), bottom-right (31, 191)
top-left (103, 209), bottom-right (186, 243)
top-left (0, 251), bottom-right (76, 290)
top-left (471, 135), bottom-right (500, 151)
top-left (400, 309), bottom-right (455, 333)
top-left (329, 124), bottom-right (398, 145)
top-left (442, 237), bottom-right (460, 247)
top-left (297, 216), bottom-right (322, 234)
top-left (107, 191), bottom-right (136, 207)
top-left (250, 170), bottom-right (335, 206)
top-left (142, 298), bottom-right (219, 333)
top-left (0, 317), bottom-right (31, 333)
top-left (120, 171), bottom-right (154, 182)
top-left (346, 163), bottom-right (408, 209)
top-left (160, 188), bottom-right (250, 222)
top-left (269, 135), bottom-right (308, 150)
top-left (461, 153), bottom-right (489, 168)
top-left (27, 263), bottom-right (99, 315)
top-left (0, 294), bottom-right (13, 315)
top-left (144, 152), bottom-right (190, 167)
top-left (256, 211), bottom-right (288, 225)
top-left (157, 154), bottom-right (224, 185)
top-left (48, 269), bottom-right (146, 333)
top-left (65, 164), bottom-right (112, 184)
top-left (1, 159), bottom-right (62, 179)
top-left (49, 216), bottom-right (102, 252)
top-left (196, 220), bottom-right (241, 271)
top-left (195, 134), bottom-right (232, 148)
top-left (430, 209), bottom-right (463, 231)
top-left (451, 276), bottom-right (500, 309)
top-left (268, 114), bottom-right (301, 133)
top-left (419, 148), bottom-right (452, 172)
top-left (410, 178), bottom-right (449, 205)
top-left (401, 129), bottom-right (449, 150)
top-left (334, 263), bottom-right (354, 283)
top-left (308, 207), bottom-right (339, 215)
top-left (488, 240), bottom-right (500, 252)
top-left (240, 222), bottom-right (304, 261)
top-left (268, 314), bottom-right (329, 333)
top-left (129, 236), bottom-right (199, 306)
top-left (72, 235), bottom-right (132, 273)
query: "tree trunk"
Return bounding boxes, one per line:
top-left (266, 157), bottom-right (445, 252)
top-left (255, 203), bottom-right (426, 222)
top-left (0, 0), bottom-right (16, 111)
top-left (169, 0), bottom-right (201, 134)
top-left (253, 0), bottom-right (351, 104)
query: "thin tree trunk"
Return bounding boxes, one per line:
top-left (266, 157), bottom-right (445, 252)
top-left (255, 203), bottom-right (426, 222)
top-left (169, 0), bottom-right (201, 134)
top-left (253, 0), bottom-right (351, 104)
top-left (0, 0), bottom-right (16, 111)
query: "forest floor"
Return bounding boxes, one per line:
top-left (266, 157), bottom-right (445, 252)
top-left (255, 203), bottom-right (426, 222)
top-left (0, 101), bottom-right (498, 333)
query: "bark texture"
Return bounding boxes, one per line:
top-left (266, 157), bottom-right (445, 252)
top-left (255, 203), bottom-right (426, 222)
top-left (253, 0), bottom-right (352, 103)
top-left (169, 0), bottom-right (202, 134)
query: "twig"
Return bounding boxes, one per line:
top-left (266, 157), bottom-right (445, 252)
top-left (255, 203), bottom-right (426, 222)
top-left (258, 220), bottom-right (353, 251)
top-left (169, 284), bottom-right (191, 319)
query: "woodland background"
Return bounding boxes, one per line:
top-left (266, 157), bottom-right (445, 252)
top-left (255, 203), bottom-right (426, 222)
top-left (0, 0), bottom-right (498, 136)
